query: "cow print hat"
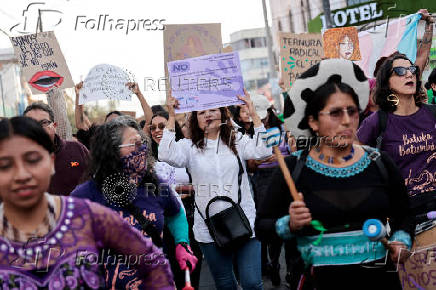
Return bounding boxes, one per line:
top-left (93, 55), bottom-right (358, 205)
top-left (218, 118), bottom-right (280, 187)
top-left (284, 59), bottom-right (369, 138)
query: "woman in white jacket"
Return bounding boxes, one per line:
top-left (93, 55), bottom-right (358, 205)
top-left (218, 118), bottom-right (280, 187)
top-left (159, 90), bottom-right (272, 290)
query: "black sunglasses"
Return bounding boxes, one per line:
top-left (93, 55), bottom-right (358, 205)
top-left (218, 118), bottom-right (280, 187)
top-left (392, 65), bottom-right (417, 76)
top-left (149, 123), bottom-right (166, 131)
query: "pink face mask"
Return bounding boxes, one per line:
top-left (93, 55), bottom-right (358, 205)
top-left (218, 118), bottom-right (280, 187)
top-left (120, 144), bottom-right (148, 185)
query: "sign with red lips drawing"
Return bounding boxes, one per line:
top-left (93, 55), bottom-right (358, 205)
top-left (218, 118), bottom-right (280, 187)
top-left (10, 31), bottom-right (74, 94)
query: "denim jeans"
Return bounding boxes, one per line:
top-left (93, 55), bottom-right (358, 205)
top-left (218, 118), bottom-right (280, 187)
top-left (199, 238), bottom-right (263, 290)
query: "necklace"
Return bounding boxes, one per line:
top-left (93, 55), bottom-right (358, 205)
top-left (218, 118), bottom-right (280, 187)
top-left (314, 145), bottom-right (355, 164)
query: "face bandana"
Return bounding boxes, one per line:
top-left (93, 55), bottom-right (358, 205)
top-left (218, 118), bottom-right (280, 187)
top-left (121, 144), bottom-right (148, 185)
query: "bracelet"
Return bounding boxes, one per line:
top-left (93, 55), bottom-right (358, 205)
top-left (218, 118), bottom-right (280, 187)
top-left (166, 128), bottom-right (175, 132)
top-left (275, 215), bottom-right (294, 240)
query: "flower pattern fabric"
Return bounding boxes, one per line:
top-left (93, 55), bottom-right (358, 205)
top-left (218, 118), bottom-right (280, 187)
top-left (0, 196), bottom-right (174, 289)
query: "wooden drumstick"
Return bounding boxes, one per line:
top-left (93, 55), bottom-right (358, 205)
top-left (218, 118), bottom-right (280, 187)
top-left (273, 146), bottom-right (302, 202)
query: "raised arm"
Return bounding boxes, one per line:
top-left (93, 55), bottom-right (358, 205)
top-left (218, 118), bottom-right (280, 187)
top-left (237, 89), bottom-right (272, 160)
top-left (158, 95), bottom-right (190, 168)
top-left (127, 82), bottom-right (153, 128)
top-left (75, 82), bottom-right (89, 130)
top-left (415, 9), bottom-right (434, 77)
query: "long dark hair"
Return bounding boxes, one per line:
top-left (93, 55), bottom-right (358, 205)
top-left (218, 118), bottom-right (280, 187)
top-left (374, 53), bottom-right (422, 112)
top-left (189, 107), bottom-right (238, 155)
top-left (232, 106), bottom-right (254, 137)
top-left (299, 74), bottom-right (360, 136)
top-left (425, 68), bottom-right (436, 95)
top-left (0, 117), bottom-right (54, 153)
top-left (151, 111), bottom-right (184, 159)
top-left (86, 116), bottom-right (159, 190)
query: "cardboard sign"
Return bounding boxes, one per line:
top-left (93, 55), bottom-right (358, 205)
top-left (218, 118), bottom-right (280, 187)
top-left (10, 31), bottom-right (74, 94)
top-left (163, 23), bottom-right (222, 96)
top-left (323, 27), bottom-right (361, 61)
top-left (399, 226), bottom-right (436, 290)
top-left (279, 32), bottom-right (323, 89)
top-left (168, 52), bottom-right (244, 113)
top-left (79, 64), bottom-right (133, 105)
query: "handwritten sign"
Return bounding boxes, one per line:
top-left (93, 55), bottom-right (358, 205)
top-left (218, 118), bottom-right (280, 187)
top-left (323, 27), bottom-right (361, 61)
top-left (79, 64), bottom-right (133, 105)
top-left (399, 226), bottom-right (436, 290)
top-left (279, 32), bottom-right (323, 89)
top-left (167, 52), bottom-right (244, 113)
top-left (164, 23), bottom-right (222, 96)
top-left (10, 31), bottom-right (74, 94)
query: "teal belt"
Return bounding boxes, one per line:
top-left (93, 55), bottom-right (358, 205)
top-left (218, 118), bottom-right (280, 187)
top-left (297, 230), bottom-right (387, 266)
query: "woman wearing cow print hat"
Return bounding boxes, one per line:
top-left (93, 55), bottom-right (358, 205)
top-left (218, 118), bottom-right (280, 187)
top-left (256, 59), bottom-right (414, 289)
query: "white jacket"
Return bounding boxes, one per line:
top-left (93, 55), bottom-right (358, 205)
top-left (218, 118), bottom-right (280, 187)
top-left (158, 126), bottom-right (272, 243)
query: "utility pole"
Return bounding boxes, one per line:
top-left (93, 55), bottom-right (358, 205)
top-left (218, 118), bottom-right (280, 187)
top-left (322, 0), bottom-right (333, 29)
top-left (261, 0), bottom-right (281, 108)
top-left (0, 74), bottom-right (5, 117)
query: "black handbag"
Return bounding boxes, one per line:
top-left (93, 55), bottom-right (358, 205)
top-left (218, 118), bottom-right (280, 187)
top-left (195, 155), bottom-right (253, 249)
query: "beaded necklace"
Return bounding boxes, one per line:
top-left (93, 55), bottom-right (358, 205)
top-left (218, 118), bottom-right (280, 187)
top-left (314, 145), bottom-right (355, 164)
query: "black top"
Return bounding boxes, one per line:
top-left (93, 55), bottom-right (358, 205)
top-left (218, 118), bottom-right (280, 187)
top-left (255, 150), bottom-right (415, 240)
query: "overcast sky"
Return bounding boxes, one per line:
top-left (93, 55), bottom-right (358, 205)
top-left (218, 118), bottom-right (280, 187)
top-left (0, 0), bottom-right (271, 116)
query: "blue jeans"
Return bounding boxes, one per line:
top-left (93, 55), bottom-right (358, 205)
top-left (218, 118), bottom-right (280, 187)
top-left (199, 238), bottom-right (263, 290)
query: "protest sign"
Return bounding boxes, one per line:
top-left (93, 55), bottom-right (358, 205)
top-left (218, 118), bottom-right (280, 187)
top-left (167, 52), bottom-right (244, 113)
top-left (164, 23), bottom-right (222, 96)
top-left (279, 32), bottom-right (323, 89)
top-left (323, 27), bottom-right (361, 61)
top-left (10, 31), bottom-right (74, 94)
top-left (399, 226), bottom-right (436, 290)
top-left (79, 64), bottom-right (133, 105)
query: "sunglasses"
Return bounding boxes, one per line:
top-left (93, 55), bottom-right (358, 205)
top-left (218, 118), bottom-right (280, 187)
top-left (319, 106), bottom-right (359, 120)
top-left (392, 65), bottom-right (417, 76)
top-left (149, 123), bottom-right (166, 131)
top-left (118, 139), bottom-right (146, 149)
top-left (38, 119), bottom-right (53, 128)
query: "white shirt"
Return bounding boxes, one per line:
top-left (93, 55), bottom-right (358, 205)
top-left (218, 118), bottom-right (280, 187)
top-left (158, 126), bottom-right (272, 243)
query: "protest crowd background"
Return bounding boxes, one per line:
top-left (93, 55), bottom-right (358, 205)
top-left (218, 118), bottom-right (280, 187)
top-left (1, 1), bottom-right (436, 289)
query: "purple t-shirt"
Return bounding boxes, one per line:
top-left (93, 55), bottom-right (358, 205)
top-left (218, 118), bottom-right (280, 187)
top-left (357, 106), bottom-right (436, 202)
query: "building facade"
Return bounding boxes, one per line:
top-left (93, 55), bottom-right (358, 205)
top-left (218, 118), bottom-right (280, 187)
top-left (0, 48), bottom-right (27, 117)
top-left (230, 27), bottom-right (270, 91)
top-left (269, 0), bottom-right (347, 51)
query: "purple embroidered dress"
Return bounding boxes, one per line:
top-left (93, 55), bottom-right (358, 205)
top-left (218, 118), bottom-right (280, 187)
top-left (0, 196), bottom-right (174, 289)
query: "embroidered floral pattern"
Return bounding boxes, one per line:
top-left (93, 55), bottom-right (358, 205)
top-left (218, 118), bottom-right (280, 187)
top-left (0, 196), bottom-right (174, 289)
top-left (292, 150), bottom-right (372, 178)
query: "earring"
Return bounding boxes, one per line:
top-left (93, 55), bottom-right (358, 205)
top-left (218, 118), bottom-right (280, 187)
top-left (387, 94), bottom-right (399, 106)
top-left (52, 168), bottom-right (56, 176)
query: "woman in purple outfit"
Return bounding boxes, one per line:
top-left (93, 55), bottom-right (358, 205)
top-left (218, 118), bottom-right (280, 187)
top-left (0, 116), bottom-right (175, 289)
top-left (357, 53), bottom-right (436, 221)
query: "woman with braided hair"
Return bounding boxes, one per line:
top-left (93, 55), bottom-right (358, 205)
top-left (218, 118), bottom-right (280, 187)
top-left (256, 59), bottom-right (415, 289)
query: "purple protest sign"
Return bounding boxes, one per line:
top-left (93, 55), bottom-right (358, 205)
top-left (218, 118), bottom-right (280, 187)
top-left (167, 52), bottom-right (245, 113)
